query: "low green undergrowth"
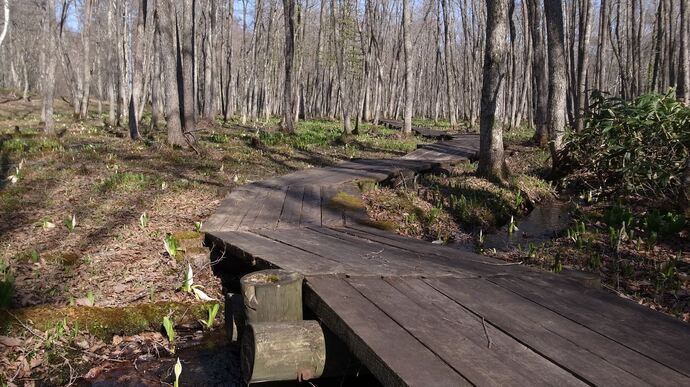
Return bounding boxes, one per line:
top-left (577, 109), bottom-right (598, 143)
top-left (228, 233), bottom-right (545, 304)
top-left (1, 136), bottom-right (64, 154)
top-left (99, 171), bottom-right (155, 192)
top-left (561, 91), bottom-right (690, 205)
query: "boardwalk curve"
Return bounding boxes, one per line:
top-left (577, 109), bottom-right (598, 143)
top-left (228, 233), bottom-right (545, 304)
top-left (203, 132), bottom-right (690, 386)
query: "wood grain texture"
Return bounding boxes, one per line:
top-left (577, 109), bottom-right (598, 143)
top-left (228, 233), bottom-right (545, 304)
top-left (305, 276), bottom-right (468, 387)
top-left (203, 134), bottom-right (690, 387)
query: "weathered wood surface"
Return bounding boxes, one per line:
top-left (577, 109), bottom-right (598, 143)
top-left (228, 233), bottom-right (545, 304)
top-left (204, 135), bottom-right (690, 386)
top-left (240, 269), bottom-right (304, 323)
top-left (241, 320), bottom-right (326, 383)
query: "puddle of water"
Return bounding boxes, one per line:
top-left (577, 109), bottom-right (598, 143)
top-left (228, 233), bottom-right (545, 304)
top-left (79, 329), bottom-right (244, 387)
top-left (484, 201), bottom-right (573, 251)
top-left (80, 327), bottom-right (380, 387)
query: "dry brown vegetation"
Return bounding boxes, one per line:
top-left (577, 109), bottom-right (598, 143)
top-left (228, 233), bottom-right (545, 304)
top-left (0, 95), bottom-right (426, 384)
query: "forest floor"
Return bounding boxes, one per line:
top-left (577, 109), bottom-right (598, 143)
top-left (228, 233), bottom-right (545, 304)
top-left (0, 92), bottom-right (688, 385)
top-left (0, 94), bottom-right (430, 385)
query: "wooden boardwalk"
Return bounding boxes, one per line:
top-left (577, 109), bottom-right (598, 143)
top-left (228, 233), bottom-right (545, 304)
top-left (379, 119), bottom-right (454, 140)
top-left (203, 135), bottom-right (690, 386)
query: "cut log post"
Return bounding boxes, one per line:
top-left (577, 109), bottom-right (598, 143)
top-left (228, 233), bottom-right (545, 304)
top-left (242, 320), bottom-right (357, 383)
top-left (240, 269), bottom-right (304, 324)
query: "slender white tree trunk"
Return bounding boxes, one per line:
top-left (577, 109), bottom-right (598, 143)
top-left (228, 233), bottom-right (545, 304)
top-left (0, 0), bottom-right (9, 49)
top-left (402, 0), bottom-right (413, 136)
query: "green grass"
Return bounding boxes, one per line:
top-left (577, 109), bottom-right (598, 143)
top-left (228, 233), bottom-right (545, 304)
top-left (505, 125), bottom-right (537, 143)
top-left (1, 137), bottom-right (64, 154)
top-left (242, 119), bottom-right (427, 154)
top-left (99, 172), bottom-right (154, 192)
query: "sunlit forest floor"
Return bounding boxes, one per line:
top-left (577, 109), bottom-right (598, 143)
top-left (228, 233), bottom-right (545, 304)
top-left (0, 93), bottom-right (432, 383)
top-left (0, 91), bottom-right (688, 384)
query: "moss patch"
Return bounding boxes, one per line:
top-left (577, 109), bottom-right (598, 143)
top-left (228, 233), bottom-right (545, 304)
top-left (329, 192), bottom-right (366, 211)
top-left (0, 301), bottom-right (220, 341)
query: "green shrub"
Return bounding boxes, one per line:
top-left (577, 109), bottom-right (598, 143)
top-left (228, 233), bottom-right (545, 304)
top-left (562, 91), bottom-right (690, 202)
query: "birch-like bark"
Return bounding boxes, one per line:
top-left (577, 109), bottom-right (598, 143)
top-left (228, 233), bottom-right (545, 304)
top-left (402, 0), bottom-right (413, 136)
top-left (478, 0), bottom-right (508, 181)
top-left (0, 0), bottom-right (9, 49)
top-left (280, 0), bottom-right (296, 133)
top-left (545, 0), bottom-right (568, 166)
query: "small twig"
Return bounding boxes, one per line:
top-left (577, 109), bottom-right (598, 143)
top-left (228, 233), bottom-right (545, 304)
top-left (6, 310), bottom-right (45, 340)
top-left (201, 242), bottom-right (227, 270)
top-left (362, 248), bottom-right (385, 259)
top-left (183, 131), bottom-right (201, 156)
top-left (61, 355), bottom-right (78, 386)
top-left (481, 316), bottom-right (493, 349)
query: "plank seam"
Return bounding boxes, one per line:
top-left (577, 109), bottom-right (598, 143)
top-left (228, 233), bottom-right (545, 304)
top-left (486, 276), bottom-right (690, 378)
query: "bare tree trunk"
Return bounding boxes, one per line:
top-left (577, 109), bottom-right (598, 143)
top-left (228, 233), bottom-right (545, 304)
top-left (650, 0), bottom-right (664, 92)
top-left (280, 0), bottom-right (296, 133)
top-left (107, 0), bottom-right (117, 126)
top-left (402, 0), bottom-right (413, 136)
top-left (545, 0), bottom-right (568, 168)
top-left (151, 29), bottom-right (161, 130)
top-left (478, 0), bottom-right (508, 182)
top-left (156, 0), bottom-right (185, 147)
top-left (332, 0), bottom-right (352, 134)
top-left (128, 0), bottom-right (150, 140)
top-left (679, 0), bottom-right (689, 103)
top-left (0, 0), bottom-right (9, 49)
top-left (43, 0), bottom-right (57, 135)
top-left (527, 0), bottom-right (548, 146)
top-left (441, 0), bottom-right (457, 127)
top-left (575, 0), bottom-right (592, 132)
top-left (20, 55), bottom-right (29, 100)
top-left (595, 0), bottom-right (608, 91)
top-left (181, 0), bottom-right (196, 139)
top-left (79, 0), bottom-right (94, 119)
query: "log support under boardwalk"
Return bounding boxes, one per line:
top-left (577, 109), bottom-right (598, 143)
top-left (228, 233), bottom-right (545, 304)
top-left (242, 320), bottom-right (326, 383)
top-left (240, 269), bottom-right (304, 323)
top-left (238, 269), bottom-right (358, 384)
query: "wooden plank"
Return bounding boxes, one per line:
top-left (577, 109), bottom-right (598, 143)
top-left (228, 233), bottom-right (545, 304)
top-left (207, 231), bottom-right (358, 276)
top-left (203, 188), bottom-right (262, 232)
top-left (489, 274), bottom-right (690, 376)
top-left (386, 277), bottom-right (587, 385)
top-left (305, 276), bottom-right (468, 387)
top-left (299, 184), bottom-right (321, 227)
top-left (243, 186), bottom-right (288, 230)
top-left (347, 276), bottom-right (584, 386)
top-left (253, 228), bottom-right (434, 277)
top-left (257, 227), bottom-right (474, 277)
top-left (236, 189), bottom-right (272, 230)
top-left (426, 277), bottom-right (688, 386)
top-left (306, 227), bottom-right (477, 277)
top-left (339, 224), bottom-right (528, 277)
top-left (320, 185), bottom-right (344, 227)
top-left (277, 185), bottom-right (305, 229)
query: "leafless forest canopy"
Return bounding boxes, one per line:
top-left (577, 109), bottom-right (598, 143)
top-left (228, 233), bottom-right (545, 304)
top-left (0, 0), bottom-right (688, 146)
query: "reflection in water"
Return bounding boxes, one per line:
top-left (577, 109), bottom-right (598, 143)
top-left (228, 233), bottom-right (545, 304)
top-left (484, 201), bottom-right (573, 251)
top-left (81, 320), bottom-right (380, 386)
top-left (80, 329), bottom-right (244, 387)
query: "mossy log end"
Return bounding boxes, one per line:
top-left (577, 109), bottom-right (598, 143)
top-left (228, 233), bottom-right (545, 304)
top-left (240, 269), bottom-right (304, 324)
top-left (0, 301), bottom-right (220, 340)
